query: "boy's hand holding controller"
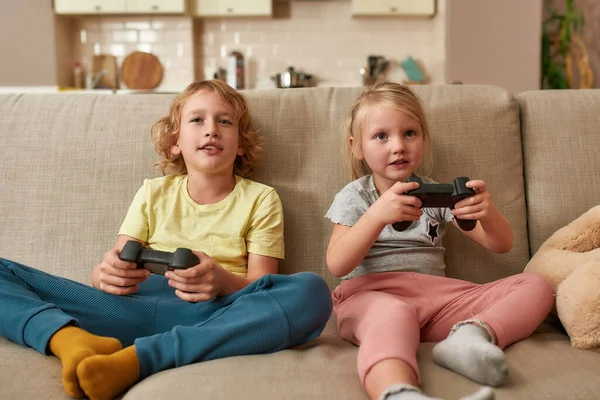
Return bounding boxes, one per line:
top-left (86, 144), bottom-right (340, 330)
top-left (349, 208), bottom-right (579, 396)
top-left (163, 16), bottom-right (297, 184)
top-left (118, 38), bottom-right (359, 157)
top-left (92, 241), bottom-right (151, 296)
top-left (367, 181), bottom-right (423, 228)
top-left (165, 251), bottom-right (228, 303)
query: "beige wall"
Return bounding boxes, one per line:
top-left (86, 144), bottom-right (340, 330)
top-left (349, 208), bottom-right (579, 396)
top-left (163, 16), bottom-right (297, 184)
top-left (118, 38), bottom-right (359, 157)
top-left (446, 0), bottom-right (543, 93)
top-left (0, 0), bottom-right (57, 86)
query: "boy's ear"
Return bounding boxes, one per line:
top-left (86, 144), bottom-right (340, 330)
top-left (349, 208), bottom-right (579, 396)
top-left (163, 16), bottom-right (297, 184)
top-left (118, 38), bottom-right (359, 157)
top-left (349, 137), bottom-right (364, 160)
top-left (171, 142), bottom-right (181, 155)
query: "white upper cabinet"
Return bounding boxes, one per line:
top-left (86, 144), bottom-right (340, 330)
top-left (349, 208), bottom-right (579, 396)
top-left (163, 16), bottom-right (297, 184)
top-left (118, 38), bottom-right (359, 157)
top-left (54, 0), bottom-right (186, 14)
top-left (193, 0), bottom-right (272, 17)
top-left (352, 0), bottom-right (436, 17)
top-left (125, 0), bottom-right (186, 13)
top-left (54, 0), bottom-right (126, 14)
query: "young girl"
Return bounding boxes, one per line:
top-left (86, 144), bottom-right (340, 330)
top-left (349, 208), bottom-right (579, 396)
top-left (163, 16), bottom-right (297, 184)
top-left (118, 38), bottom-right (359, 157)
top-left (0, 80), bottom-right (332, 400)
top-left (325, 82), bottom-right (554, 400)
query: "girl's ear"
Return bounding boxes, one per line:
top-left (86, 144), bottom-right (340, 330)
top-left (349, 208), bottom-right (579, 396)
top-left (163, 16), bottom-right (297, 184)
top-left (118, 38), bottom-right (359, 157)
top-left (237, 146), bottom-right (245, 156)
top-left (349, 136), bottom-right (364, 160)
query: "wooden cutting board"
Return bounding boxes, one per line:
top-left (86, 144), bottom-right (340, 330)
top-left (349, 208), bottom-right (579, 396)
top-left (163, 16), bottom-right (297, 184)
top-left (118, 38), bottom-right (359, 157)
top-left (92, 54), bottom-right (119, 89)
top-left (120, 51), bottom-right (163, 90)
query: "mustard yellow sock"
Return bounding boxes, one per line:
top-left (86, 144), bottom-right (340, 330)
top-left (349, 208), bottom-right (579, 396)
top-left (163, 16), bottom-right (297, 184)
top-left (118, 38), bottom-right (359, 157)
top-left (77, 345), bottom-right (140, 400)
top-left (49, 326), bottom-right (122, 398)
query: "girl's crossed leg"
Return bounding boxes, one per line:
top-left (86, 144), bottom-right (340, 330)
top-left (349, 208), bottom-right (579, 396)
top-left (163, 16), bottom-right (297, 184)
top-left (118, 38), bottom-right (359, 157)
top-left (420, 272), bottom-right (554, 387)
top-left (333, 279), bottom-right (493, 400)
top-left (332, 271), bottom-right (553, 400)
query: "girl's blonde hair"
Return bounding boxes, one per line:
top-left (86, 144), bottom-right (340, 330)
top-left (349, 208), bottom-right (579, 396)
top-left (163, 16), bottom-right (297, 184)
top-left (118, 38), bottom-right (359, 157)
top-left (151, 80), bottom-right (263, 177)
top-left (343, 81), bottom-right (433, 180)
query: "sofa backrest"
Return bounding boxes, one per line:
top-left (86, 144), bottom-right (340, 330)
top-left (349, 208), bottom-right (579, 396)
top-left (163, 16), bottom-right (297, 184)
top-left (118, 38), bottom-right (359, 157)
top-left (0, 85), bottom-right (528, 289)
top-left (0, 93), bottom-right (170, 283)
top-left (517, 90), bottom-right (600, 255)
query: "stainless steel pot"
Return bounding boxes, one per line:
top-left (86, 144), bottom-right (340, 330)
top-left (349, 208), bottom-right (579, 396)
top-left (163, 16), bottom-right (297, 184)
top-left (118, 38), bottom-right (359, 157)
top-left (271, 67), bottom-right (313, 88)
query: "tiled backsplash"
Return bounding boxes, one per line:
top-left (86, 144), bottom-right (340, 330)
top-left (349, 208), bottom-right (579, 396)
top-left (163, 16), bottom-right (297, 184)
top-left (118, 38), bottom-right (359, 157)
top-left (199, 0), bottom-right (446, 89)
top-left (70, 16), bottom-right (194, 90)
top-left (62, 0), bottom-right (446, 90)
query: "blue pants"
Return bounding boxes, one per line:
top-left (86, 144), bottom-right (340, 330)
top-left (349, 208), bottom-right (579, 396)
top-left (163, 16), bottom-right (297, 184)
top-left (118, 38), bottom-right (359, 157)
top-left (0, 258), bottom-right (332, 379)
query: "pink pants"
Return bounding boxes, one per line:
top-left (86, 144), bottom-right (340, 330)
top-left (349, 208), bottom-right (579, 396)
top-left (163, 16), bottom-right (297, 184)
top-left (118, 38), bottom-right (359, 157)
top-left (332, 271), bottom-right (554, 386)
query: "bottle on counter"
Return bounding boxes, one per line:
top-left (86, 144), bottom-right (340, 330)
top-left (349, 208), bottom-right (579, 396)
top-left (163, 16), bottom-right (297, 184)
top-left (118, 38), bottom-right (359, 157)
top-left (226, 51), bottom-right (244, 90)
top-left (73, 62), bottom-right (83, 89)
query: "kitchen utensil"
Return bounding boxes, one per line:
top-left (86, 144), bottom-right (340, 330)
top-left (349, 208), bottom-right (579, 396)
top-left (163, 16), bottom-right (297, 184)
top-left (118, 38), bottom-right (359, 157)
top-left (213, 68), bottom-right (227, 81)
top-left (367, 56), bottom-right (379, 78)
top-left (121, 51), bottom-right (163, 90)
top-left (376, 59), bottom-right (389, 76)
top-left (401, 57), bottom-right (426, 83)
top-left (271, 67), bottom-right (313, 88)
top-left (363, 55), bottom-right (389, 86)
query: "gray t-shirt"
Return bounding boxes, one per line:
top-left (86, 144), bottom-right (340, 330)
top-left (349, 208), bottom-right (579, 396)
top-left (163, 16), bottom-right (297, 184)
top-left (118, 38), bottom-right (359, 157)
top-left (325, 175), bottom-right (455, 280)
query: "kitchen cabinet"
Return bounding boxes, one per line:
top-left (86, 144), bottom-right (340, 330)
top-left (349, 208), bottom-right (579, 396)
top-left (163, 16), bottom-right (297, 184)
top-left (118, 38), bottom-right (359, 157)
top-left (54, 0), bottom-right (185, 14)
top-left (54, 0), bottom-right (126, 14)
top-left (352, 0), bottom-right (436, 17)
top-left (193, 0), bottom-right (272, 17)
top-left (125, 0), bottom-right (186, 13)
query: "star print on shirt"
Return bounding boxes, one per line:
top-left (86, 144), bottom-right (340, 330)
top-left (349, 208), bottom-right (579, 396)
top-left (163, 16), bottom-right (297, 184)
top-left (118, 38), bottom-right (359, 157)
top-left (427, 220), bottom-right (440, 245)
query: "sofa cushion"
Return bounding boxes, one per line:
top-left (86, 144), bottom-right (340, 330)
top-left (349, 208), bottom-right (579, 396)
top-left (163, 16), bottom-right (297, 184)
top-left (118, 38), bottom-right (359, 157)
top-left (1, 321), bottom-right (599, 400)
top-left (517, 90), bottom-right (600, 255)
top-left (0, 87), bottom-right (597, 400)
top-left (121, 321), bottom-right (600, 400)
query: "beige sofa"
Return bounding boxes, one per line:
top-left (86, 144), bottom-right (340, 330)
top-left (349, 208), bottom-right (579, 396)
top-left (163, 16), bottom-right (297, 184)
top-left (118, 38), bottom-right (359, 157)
top-left (0, 85), bottom-right (599, 400)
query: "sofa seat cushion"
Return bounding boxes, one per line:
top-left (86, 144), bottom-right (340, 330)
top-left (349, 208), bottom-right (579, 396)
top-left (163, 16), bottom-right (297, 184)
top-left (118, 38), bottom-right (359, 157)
top-left (1, 319), bottom-right (599, 399)
top-left (125, 320), bottom-right (600, 400)
top-left (0, 339), bottom-right (66, 399)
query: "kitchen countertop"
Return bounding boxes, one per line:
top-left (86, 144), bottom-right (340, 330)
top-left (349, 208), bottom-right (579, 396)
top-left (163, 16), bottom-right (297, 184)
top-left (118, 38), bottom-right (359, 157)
top-left (0, 82), bottom-right (366, 95)
top-left (0, 86), bottom-right (182, 94)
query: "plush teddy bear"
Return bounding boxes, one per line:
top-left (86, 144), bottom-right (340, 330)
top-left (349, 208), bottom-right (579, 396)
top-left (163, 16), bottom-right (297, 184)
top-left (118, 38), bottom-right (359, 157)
top-left (524, 205), bottom-right (600, 351)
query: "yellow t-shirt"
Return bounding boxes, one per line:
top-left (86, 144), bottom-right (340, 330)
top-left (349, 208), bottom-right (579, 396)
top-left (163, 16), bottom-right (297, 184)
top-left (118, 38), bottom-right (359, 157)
top-left (118, 174), bottom-right (285, 277)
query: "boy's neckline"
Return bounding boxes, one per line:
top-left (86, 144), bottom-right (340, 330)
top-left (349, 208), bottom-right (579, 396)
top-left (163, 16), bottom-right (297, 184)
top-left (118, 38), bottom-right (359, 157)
top-left (182, 174), bottom-right (241, 209)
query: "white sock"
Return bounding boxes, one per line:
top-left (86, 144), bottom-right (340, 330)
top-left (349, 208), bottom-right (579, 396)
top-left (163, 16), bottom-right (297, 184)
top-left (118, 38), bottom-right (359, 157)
top-left (381, 384), bottom-right (494, 400)
top-left (380, 384), bottom-right (441, 400)
top-left (432, 322), bottom-right (507, 387)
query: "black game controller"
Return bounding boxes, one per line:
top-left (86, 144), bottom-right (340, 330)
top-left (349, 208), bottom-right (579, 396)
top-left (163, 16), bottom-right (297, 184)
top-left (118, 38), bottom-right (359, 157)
top-left (392, 176), bottom-right (477, 232)
top-left (119, 240), bottom-right (200, 275)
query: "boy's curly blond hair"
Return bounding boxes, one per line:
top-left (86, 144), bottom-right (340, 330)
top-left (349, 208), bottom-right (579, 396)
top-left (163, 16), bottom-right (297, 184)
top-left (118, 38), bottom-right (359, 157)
top-left (151, 80), bottom-right (263, 177)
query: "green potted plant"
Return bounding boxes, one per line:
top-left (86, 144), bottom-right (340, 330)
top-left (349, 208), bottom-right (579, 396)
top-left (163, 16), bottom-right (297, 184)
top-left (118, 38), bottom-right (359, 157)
top-left (541, 0), bottom-right (591, 89)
